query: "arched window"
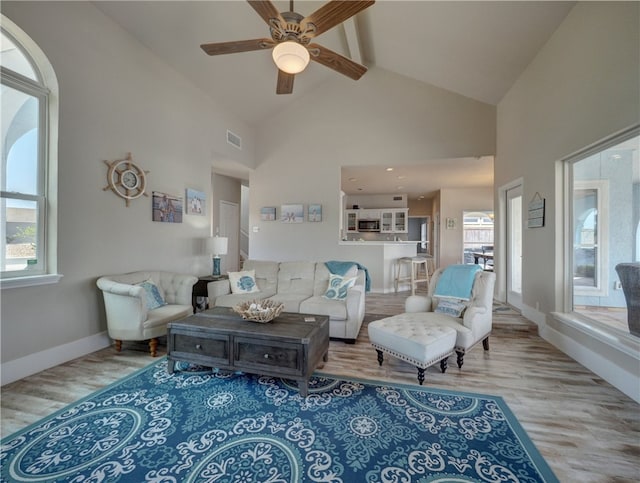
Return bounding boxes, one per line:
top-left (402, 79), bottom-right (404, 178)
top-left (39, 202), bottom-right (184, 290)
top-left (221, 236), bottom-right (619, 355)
top-left (1, 16), bottom-right (60, 287)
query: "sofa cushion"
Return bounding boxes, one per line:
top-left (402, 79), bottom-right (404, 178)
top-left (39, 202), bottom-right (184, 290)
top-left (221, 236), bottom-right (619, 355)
top-left (276, 261), bottom-right (316, 295)
top-left (266, 293), bottom-right (313, 313)
top-left (214, 291), bottom-right (278, 308)
top-left (299, 296), bottom-right (348, 321)
top-left (229, 270), bottom-right (260, 294)
top-left (242, 260), bottom-right (279, 293)
top-left (137, 280), bottom-right (166, 310)
top-left (323, 274), bottom-right (357, 300)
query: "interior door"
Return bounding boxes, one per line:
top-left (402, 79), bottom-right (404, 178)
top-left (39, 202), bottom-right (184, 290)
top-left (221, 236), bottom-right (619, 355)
top-left (219, 200), bottom-right (240, 273)
top-left (506, 185), bottom-right (523, 310)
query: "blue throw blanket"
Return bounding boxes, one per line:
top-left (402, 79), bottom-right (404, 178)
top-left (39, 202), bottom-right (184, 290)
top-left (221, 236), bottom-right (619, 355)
top-left (434, 264), bottom-right (481, 300)
top-left (325, 260), bottom-right (371, 292)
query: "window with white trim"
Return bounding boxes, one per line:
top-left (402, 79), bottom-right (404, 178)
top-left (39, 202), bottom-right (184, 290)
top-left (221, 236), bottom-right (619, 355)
top-left (1, 19), bottom-right (59, 286)
top-left (565, 128), bottom-right (639, 336)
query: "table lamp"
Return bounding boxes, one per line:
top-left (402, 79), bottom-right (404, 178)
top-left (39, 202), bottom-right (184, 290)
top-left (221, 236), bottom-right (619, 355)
top-left (206, 236), bottom-right (228, 277)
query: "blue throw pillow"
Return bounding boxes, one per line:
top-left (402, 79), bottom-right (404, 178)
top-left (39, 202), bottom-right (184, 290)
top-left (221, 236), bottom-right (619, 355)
top-left (323, 274), bottom-right (356, 300)
top-left (229, 270), bottom-right (261, 294)
top-left (434, 299), bottom-right (467, 318)
top-left (138, 280), bottom-right (166, 310)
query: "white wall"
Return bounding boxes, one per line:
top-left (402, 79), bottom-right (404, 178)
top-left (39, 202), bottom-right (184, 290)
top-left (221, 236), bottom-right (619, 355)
top-left (496, 1), bottom-right (640, 401)
top-left (0, 2), bottom-right (256, 381)
top-left (249, 67), bottom-right (496, 270)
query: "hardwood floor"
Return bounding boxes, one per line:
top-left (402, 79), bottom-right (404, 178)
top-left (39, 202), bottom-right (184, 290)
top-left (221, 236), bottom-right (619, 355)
top-left (1, 290), bottom-right (639, 482)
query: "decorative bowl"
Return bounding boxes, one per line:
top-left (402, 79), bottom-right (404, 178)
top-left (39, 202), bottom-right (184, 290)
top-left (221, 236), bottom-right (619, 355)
top-left (232, 299), bottom-right (284, 323)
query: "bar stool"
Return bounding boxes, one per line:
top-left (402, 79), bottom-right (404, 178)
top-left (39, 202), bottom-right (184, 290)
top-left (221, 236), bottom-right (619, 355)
top-left (395, 257), bottom-right (430, 295)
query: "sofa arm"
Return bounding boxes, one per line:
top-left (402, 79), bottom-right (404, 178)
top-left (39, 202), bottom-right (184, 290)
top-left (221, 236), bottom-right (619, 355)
top-left (207, 279), bottom-right (231, 303)
top-left (405, 295), bottom-right (433, 313)
top-left (96, 278), bottom-right (148, 324)
top-left (345, 285), bottom-right (365, 322)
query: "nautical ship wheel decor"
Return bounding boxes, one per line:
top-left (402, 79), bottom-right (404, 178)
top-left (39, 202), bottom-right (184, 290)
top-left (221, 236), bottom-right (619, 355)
top-left (103, 152), bottom-right (149, 207)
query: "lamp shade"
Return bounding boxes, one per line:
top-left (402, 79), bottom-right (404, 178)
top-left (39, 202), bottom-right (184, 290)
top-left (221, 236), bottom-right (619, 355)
top-left (272, 41), bottom-right (310, 74)
top-left (206, 236), bottom-right (228, 256)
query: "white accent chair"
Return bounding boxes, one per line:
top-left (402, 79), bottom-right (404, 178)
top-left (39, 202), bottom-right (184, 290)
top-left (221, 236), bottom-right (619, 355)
top-left (404, 267), bottom-right (496, 368)
top-left (97, 271), bottom-right (197, 356)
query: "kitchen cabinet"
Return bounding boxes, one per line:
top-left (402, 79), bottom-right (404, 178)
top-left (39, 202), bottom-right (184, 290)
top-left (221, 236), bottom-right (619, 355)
top-left (345, 210), bottom-right (359, 232)
top-left (380, 209), bottom-right (408, 233)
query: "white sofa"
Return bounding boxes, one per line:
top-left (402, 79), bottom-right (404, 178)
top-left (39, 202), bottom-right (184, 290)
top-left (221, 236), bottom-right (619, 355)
top-left (208, 260), bottom-right (366, 343)
top-left (97, 271), bottom-right (198, 356)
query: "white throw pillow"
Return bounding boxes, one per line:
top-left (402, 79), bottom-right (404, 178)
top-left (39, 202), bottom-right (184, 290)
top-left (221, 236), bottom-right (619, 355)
top-left (434, 298), bottom-right (467, 318)
top-left (323, 274), bottom-right (356, 300)
top-left (228, 270), bottom-right (260, 294)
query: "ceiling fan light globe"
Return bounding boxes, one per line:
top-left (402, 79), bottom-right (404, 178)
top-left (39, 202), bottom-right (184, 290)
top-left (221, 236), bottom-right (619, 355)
top-left (272, 41), bottom-right (309, 74)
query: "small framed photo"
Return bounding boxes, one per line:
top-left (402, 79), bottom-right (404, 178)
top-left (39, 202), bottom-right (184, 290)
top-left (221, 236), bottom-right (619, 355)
top-left (185, 188), bottom-right (205, 215)
top-left (308, 204), bottom-right (322, 222)
top-left (261, 207), bottom-right (276, 221)
top-left (152, 191), bottom-right (183, 223)
top-left (281, 204), bottom-right (304, 223)
top-left (445, 217), bottom-right (457, 229)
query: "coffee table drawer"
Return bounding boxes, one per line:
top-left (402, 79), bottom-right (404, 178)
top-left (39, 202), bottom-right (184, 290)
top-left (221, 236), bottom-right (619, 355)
top-left (235, 338), bottom-right (301, 375)
top-left (171, 333), bottom-right (230, 364)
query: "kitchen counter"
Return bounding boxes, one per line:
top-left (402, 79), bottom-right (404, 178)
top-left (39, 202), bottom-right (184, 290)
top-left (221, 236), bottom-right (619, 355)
top-left (336, 241), bottom-right (419, 293)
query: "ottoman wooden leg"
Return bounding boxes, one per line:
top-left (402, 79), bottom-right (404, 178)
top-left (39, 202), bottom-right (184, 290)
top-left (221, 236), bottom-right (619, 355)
top-left (417, 367), bottom-right (425, 385)
top-left (114, 340), bottom-right (122, 352)
top-left (456, 350), bottom-right (464, 368)
top-left (482, 337), bottom-right (490, 351)
top-left (440, 357), bottom-right (448, 373)
top-left (376, 349), bottom-right (384, 366)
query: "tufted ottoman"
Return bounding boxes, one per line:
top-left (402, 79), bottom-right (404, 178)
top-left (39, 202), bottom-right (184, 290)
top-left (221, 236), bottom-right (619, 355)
top-left (368, 313), bottom-right (456, 385)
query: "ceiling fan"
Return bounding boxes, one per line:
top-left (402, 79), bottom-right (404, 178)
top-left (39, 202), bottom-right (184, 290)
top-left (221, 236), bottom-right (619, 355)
top-left (200, 0), bottom-right (375, 94)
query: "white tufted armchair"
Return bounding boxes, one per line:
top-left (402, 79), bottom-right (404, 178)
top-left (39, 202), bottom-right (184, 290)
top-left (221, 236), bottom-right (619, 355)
top-left (97, 271), bottom-right (197, 356)
top-left (404, 267), bottom-right (496, 368)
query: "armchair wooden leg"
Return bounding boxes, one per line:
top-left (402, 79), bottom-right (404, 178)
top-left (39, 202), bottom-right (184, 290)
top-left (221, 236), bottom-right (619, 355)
top-left (376, 349), bottom-right (384, 366)
top-left (440, 357), bottom-right (448, 373)
top-left (456, 350), bottom-right (464, 368)
top-left (482, 337), bottom-right (490, 351)
top-left (149, 338), bottom-right (158, 357)
top-left (114, 340), bottom-right (122, 352)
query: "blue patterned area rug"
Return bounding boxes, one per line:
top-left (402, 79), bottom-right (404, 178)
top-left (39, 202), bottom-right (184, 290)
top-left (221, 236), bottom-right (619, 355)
top-left (1, 359), bottom-right (557, 482)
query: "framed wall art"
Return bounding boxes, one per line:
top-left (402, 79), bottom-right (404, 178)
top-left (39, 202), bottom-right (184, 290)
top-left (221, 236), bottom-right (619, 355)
top-left (308, 204), bottom-right (322, 222)
top-left (281, 204), bottom-right (304, 223)
top-left (260, 207), bottom-right (276, 221)
top-left (152, 191), bottom-right (183, 223)
top-left (185, 188), bottom-right (205, 215)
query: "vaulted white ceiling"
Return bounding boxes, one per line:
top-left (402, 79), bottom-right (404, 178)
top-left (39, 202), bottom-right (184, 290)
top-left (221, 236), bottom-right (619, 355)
top-left (92, 1), bottom-right (575, 198)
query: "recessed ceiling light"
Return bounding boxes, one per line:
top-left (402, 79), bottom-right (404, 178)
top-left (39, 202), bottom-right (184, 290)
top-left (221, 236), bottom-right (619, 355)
top-left (386, 167), bottom-right (394, 172)
top-left (418, 195), bottom-right (425, 199)
top-left (349, 177), bottom-right (357, 182)
top-left (396, 186), bottom-right (404, 190)
top-left (397, 175), bottom-right (406, 180)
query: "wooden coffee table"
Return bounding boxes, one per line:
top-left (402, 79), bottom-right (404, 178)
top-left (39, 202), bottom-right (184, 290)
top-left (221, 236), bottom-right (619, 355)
top-left (167, 307), bottom-right (329, 396)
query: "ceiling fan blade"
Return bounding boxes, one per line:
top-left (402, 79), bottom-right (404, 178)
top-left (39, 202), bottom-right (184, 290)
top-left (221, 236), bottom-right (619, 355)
top-left (247, 0), bottom-right (286, 27)
top-left (276, 70), bottom-right (295, 95)
top-left (301, 0), bottom-right (375, 38)
top-left (308, 43), bottom-right (367, 80)
top-left (200, 38), bottom-right (274, 56)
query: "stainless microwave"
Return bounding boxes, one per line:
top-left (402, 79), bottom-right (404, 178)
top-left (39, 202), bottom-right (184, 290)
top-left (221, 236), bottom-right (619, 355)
top-left (358, 219), bottom-right (380, 232)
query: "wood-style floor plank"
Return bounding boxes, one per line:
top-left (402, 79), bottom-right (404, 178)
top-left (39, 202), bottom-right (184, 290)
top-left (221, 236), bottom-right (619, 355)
top-left (1, 290), bottom-right (638, 482)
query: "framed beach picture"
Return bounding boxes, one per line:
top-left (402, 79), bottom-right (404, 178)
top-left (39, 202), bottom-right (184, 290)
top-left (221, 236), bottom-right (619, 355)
top-left (281, 204), bottom-right (304, 223)
top-left (185, 188), bottom-right (205, 215)
top-left (152, 191), bottom-right (183, 223)
top-left (261, 207), bottom-right (276, 221)
top-left (308, 204), bottom-right (322, 222)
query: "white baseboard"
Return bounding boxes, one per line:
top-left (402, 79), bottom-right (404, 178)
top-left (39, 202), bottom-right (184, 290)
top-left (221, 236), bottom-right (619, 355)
top-left (524, 305), bottom-right (640, 403)
top-left (1, 332), bottom-right (112, 386)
